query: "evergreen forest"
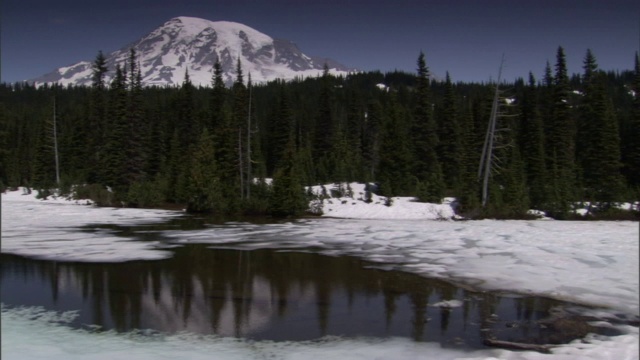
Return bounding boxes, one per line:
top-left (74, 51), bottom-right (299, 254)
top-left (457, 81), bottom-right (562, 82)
top-left (1, 47), bottom-right (639, 219)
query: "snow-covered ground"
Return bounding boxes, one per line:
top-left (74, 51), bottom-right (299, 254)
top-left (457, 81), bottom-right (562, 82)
top-left (2, 188), bottom-right (639, 359)
top-left (0, 188), bottom-right (183, 262)
top-left (307, 183), bottom-right (459, 220)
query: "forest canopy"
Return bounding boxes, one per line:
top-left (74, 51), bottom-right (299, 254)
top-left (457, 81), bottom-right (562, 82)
top-left (1, 48), bottom-right (638, 219)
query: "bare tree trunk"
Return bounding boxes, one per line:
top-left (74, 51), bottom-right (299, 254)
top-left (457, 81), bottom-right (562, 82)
top-left (246, 81), bottom-right (252, 199)
top-left (478, 55), bottom-right (505, 207)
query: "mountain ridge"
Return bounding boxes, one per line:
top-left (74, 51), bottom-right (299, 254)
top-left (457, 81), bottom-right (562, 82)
top-left (29, 16), bottom-right (353, 87)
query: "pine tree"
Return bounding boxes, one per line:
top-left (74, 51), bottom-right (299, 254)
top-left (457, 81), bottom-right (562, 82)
top-left (165, 130), bottom-right (186, 203)
top-left (313, 64), bottom-right (334, 182)
top-left (232, 59), bottom-right (249, 199)
top-left (269, 136), bottom-right (308, 217)
top-left (519, 73), bottom-right (547, 208)
top-left (101, 65), bottom-right (129, 195)
top-left (576, 49), bottom-right (598, 185)
top-left (186, 129), bottom-right (224, 213)
top-left (267, 84), bottom-right (294, 175)
top-left (329, 126), bottom-right (354, 182)
top-left (125, 48), bottom-right (146, 186)
top-left (32, 105), bottom-right (57, 189)
top-left (87, 51), bottom-right (108, 183)
top-left (412, 52), bottom-right (444, 202)
top-left (345, 88), bottom-right (365, 179)
top-left (177, 70), bottom-right (198, 148)
top-left (581, 69), bottom-right (625, 207)
top-left (209, 58), bottom-right (226, 133)
top-left (545, 47), bottom-right (576, 216)
top-left (496, 121), bottom-right (530, 216)
top-left (378, 96), bottom-right (415, 196)
top-left (361, 100), bottom-right (382, 181)
top-left (455, 103), bottom-right (481, 214)
top-left (437, 72), bottom-right (463, 189)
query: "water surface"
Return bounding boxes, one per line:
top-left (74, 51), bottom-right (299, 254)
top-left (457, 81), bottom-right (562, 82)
top-left (1, 244), bottom-right (606, 350)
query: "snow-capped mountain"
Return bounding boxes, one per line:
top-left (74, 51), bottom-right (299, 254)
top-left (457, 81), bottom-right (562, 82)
top-left (30, 16), bottom-right (352, 87)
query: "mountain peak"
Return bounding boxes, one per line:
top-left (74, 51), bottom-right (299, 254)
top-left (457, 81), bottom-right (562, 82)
top-left (30, 16), bottom-right (352, 87)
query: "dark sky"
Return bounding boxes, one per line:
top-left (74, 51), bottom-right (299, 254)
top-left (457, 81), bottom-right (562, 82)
top-left (2, 0), bottom-right (639, 83)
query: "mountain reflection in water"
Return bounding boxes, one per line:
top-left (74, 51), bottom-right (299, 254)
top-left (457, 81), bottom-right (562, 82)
top-left (1, 245), bottom-right (586, 349)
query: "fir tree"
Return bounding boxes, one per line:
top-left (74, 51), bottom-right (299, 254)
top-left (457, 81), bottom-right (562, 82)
top-left (209, 58), bottom-right (226, 133)
top-left (313, 64), bottom-right (334, 182)
top-left (101, 64), bottom-right (129, 195)
top-left (437, 72), bottom-right (463, 189)
top-left (345, 88), bottom-right (365, 179)
top-left (576, 49), bottom-right (599, 185)
top-left (361, 100), bottom-right (382, 181)
top-left (87, 51), bottom-right (109, 183)
top-left (496, 122), bottom-right (529, 216)
top-left (412, 52), bottom-right (444, 202)
top-left (232, 59), bottom-right (249, 199)
top-left (186, 129), bottom-right (224, 213)
top-left (378, 96), bottom-right (415, 196)
top-left (519, 73), bottom-right (547, 208)
top-left (125, 48), bottom-right (146, 186)
top-left (581, 70), bottom-right (625, 207)
top-left (545, 47), bottom-right (576, 216)
top-left (269, 136), bottom-right (308, 217)
top-left (177, 70), bottom-right (198, 148)
top-left (165, 130), bottom-right (186, 203)
top-left (455, 103), bottom-right (481, 214)
top-left (32, 105), bottom-right (57, 189)
top-left (267, 84), bottom-right (294, 175)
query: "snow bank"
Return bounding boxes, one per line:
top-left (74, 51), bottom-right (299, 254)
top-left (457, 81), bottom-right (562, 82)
top-left (308, 182), bottom-right (458, 220)
top-left (1, 188), bottom-right (183, 262)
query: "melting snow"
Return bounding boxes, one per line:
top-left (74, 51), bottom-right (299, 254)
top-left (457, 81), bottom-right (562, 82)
top-left (1, 187), bottom-right (639, 359)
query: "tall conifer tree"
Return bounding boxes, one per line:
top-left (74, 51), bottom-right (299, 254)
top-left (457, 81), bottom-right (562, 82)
top-left (186, 129), bottom-right (223, 213)
top-left (412, 52), bottom-right (444, 202)
top-left (313, 64), bottom-right (334, 182)
top-left (232, 59), bottom-right (249, 199)
top-left (437, 72), bottom-right (463, 189)
top-left (379, 95), bottom-right (415, 196)
top-left (102, 64), bottom-right (129, 194)
top-left (125, 48), bottom-right (146, 186)
top-left (269, 136), bottom-right (308, 217)
top-left (546, 47), bottom-right (576, 216)
top-left (519, 72), bottom-right (547, 208)
top-left (210, 58), bottom-right (226, 133)
top-left (87, 51), bottom-right (108, 183)
top-left (579, 52), bottom-right (624, 206)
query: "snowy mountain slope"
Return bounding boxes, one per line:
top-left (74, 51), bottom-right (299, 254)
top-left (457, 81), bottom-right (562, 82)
top-left (30, 16), bottom-right (352, 87)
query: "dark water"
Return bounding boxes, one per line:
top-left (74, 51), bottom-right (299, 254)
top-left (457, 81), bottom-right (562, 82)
top-left (0, 217), bottom-right (626, 350)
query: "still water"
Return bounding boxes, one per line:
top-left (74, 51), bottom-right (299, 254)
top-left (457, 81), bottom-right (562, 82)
top-left (0, 217), bottom-right (617, 350)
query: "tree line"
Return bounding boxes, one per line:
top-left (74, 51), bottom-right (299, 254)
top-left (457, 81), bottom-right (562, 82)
top-left (1, 47), bottom-right (638, 218)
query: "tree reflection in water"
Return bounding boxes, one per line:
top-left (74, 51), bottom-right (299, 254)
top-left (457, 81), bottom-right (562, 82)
top-left (0, 246), bottom-right (593, 349)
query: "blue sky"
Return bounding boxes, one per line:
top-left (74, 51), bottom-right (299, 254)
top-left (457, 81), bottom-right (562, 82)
top-left (2, 0), bottom-right (639, 84)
